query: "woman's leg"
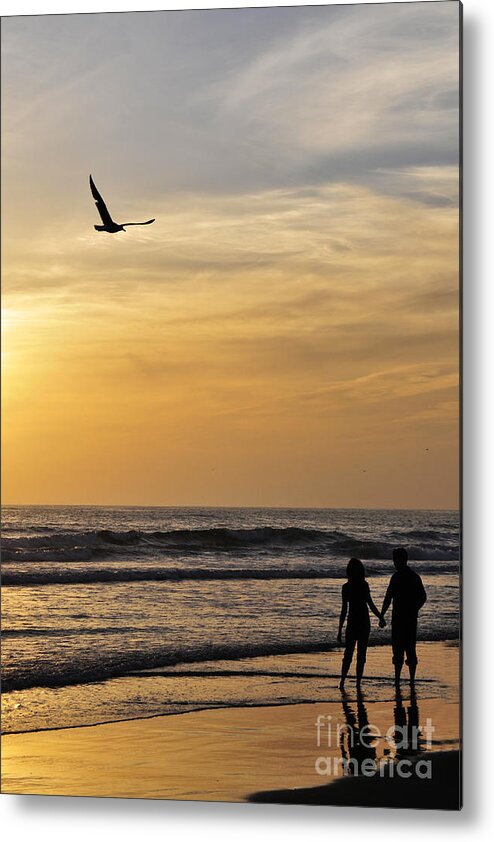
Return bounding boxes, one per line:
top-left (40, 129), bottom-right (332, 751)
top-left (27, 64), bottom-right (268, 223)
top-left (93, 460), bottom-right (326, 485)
top-left (340, 633), bottom-right (356, 690)
top-left (356, 633), bottom-right (369, 689)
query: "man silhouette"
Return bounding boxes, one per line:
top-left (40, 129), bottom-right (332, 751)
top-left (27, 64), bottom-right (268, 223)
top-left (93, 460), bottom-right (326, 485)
top-left (380, 547), bottom-right (427, 689)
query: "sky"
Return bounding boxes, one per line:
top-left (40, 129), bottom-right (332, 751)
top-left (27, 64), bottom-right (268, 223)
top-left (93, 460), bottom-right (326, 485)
top-left (1, 1), bottom-right (460, 508)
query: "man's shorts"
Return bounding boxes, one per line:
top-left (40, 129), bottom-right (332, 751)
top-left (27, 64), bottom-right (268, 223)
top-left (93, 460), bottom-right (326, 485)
top-left (392, 619), bottom-right (418, 667)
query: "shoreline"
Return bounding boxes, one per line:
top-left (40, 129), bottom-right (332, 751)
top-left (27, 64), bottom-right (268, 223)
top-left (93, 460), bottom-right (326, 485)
top-left (0, 681), bottom-right (442, 737)
top-left (2, 636), bottom-right (459, 696)
top-left (2, 641), bottom-right (459, 736)
top-left (2, 642), bottom-right (460, 805)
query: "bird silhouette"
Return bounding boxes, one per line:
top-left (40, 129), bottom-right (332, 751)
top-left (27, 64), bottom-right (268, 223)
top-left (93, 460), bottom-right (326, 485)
top-left (89, 175), bottom-right (155, 233)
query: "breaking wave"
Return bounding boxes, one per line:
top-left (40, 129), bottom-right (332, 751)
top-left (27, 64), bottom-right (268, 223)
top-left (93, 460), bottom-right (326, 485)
top-left (2, 525), bottom-right (459, 565)
top-left (2, 628), bottom-right (459, 693)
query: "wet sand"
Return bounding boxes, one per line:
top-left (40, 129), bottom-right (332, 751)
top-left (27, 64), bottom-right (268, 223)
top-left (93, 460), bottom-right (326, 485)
top-left (1, 642), bottom-right (460, 806)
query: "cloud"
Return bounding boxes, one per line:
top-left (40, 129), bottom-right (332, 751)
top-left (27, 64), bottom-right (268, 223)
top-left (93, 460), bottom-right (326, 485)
top-left (3, 178), bottom-right (458, 408)
top-left (1, 2), bottom-right (460, 204)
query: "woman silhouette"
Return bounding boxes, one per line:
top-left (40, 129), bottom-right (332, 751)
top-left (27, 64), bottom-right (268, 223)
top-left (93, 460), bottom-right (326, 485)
top-left (337, 557), bottom-right (385, 691)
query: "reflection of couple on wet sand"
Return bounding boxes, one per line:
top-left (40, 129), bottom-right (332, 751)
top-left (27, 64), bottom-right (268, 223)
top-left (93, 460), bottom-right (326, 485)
top-left (339, 689), bottom-right (423, 776)
top-left (337, 547), bottom-right (427, 691)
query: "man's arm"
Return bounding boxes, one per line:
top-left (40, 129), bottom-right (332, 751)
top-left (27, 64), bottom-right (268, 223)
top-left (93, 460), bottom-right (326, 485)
top-left (417, 575), bottom-right (427, 610)
top-left (380, 582), bottom-right (393, 621)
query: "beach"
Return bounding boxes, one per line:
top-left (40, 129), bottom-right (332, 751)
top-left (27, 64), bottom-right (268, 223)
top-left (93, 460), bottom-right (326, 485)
top-left (2, 506), bottom-right (461, 808)
top-left (2, 641), bottom-right (460, 808)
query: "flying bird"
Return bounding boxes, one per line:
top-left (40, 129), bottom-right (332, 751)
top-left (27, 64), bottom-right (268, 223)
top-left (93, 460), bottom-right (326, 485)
top-left (89, 175), bottom-right (155, 233)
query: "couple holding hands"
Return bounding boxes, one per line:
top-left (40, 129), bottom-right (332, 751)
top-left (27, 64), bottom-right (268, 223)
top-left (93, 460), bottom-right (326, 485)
top-left (337, 547), bottom-right (427, 692)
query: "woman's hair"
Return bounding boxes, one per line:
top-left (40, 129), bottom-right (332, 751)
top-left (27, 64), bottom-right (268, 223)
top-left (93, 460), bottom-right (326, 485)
top-left (346, 557), bottom-right (366, 581)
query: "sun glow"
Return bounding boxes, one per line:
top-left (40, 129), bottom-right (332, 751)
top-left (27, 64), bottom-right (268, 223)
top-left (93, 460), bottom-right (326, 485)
top-left (1, 309), bottom-right (22, 375)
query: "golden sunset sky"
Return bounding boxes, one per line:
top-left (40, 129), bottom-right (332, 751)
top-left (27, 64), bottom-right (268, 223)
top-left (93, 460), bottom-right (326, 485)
top-left (1, 3), bottom-right (460, 508)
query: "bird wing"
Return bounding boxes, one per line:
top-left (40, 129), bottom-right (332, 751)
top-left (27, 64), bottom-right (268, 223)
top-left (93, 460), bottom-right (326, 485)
top-left (89, 175), bottom-right (114, 226)
top-left (121, 219), bottom-right (155, 227)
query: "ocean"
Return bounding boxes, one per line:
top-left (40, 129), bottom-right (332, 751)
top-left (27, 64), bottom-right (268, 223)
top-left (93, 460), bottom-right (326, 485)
top-left (1, 506), bottom-right (460, 734)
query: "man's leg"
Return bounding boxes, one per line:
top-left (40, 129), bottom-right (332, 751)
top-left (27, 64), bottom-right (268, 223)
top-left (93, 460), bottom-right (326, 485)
top-left (405, 625), bottom-right (418, 686)
top-left (392, 629), bottom-right (404, 689)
